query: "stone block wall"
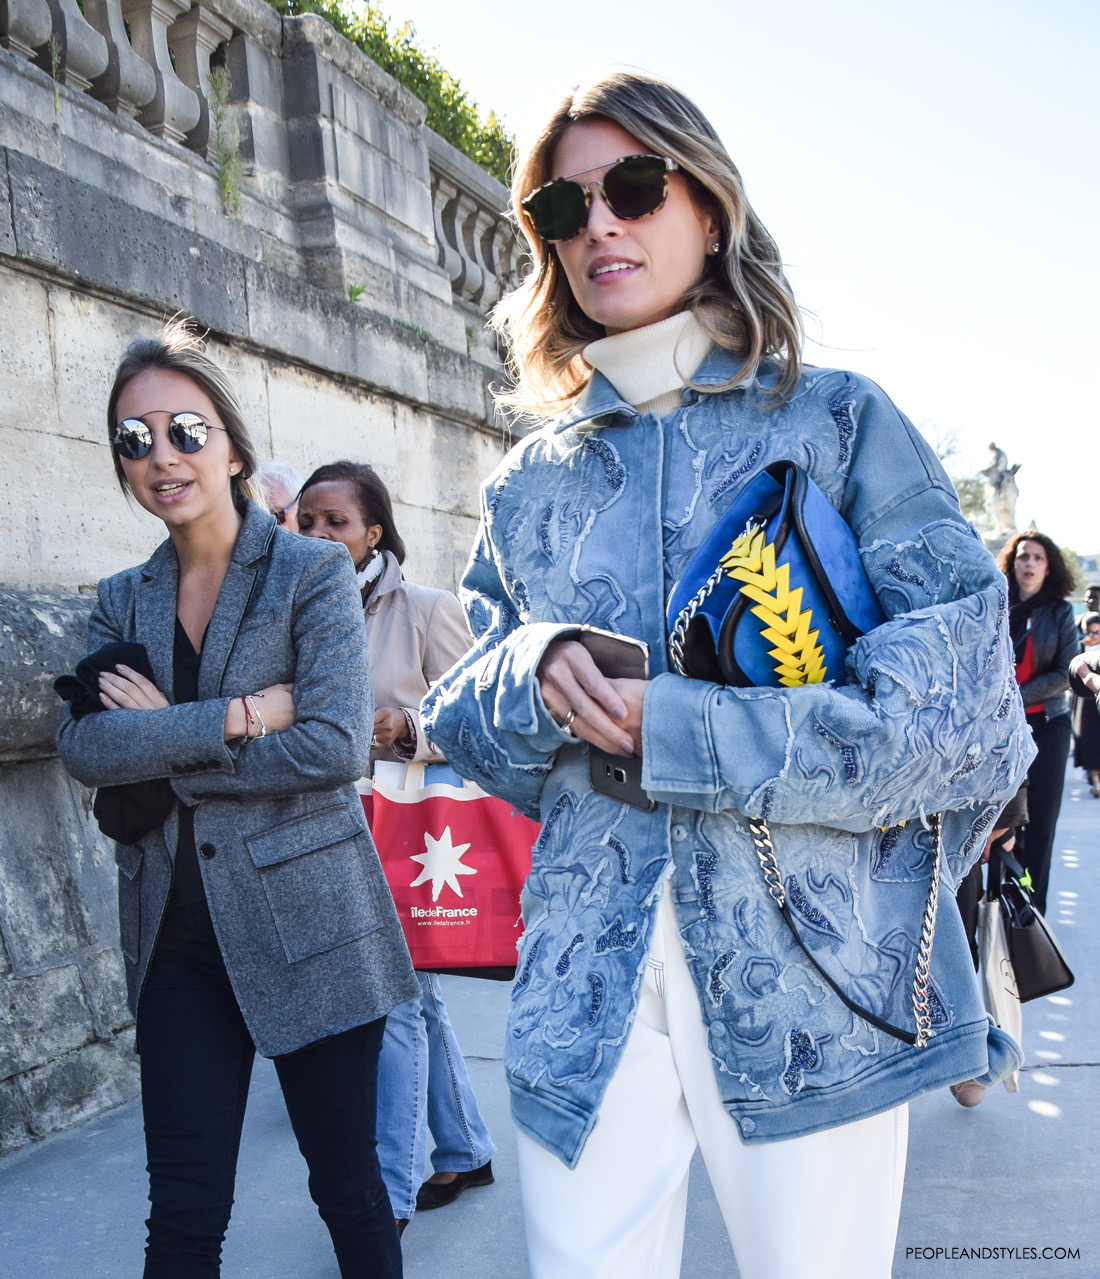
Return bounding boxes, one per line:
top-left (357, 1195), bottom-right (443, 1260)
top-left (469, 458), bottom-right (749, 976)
top-left (0, 0), bottom-right (523, 1153)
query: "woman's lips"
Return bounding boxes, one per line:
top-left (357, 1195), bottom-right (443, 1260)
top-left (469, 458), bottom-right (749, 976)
top-left (151, 480), bottom-right (194, 504)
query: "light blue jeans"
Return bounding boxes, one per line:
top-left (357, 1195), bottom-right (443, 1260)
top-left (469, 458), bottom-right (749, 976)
top-left (376, 972), bottom-right (495, 1218)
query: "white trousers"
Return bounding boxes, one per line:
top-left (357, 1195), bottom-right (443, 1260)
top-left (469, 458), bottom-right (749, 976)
top-left (517, 884), bottom-right (908, 1279)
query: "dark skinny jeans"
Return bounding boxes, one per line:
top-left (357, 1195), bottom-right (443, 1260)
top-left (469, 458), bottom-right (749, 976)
top-left (138, 900), bottom-right (402, 1278)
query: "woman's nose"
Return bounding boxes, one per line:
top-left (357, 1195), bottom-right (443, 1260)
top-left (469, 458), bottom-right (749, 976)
top-left (583, 184), bottom-right (622, 238)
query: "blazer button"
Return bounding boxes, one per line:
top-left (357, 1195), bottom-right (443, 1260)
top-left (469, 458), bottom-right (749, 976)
top-left (199, 843), bottom-right (216, 859)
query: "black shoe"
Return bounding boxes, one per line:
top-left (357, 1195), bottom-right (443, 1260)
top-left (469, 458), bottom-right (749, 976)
top-left (415, 1160), bottom-right (494, 1211)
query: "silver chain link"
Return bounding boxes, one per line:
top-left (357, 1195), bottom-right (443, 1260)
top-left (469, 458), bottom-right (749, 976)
top-left (910, 812), bottom-right (941, 1049)
top-left (668, 562), bottom-right (726, 676)
top-left (747, 812), bottom-right (941, 1048)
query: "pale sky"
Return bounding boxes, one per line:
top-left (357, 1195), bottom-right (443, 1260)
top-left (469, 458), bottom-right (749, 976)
top-left (377, 0), bottom-right (1096, 553)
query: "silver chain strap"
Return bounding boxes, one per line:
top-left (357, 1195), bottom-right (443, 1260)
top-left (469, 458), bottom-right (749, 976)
top-left (910, 812), bottom-right (941, 1048)
top-left (668, 562), bottom-right (728, 676)
top-left (746, 812), bottom-right (941, 1049)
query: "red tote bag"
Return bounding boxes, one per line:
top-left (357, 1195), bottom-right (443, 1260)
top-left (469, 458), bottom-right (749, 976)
top-left (360, 762), bottom-right (538, 973)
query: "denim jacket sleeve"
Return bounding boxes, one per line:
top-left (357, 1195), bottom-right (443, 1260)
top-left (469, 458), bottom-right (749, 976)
top-left (420, 495), bottom-right (578, 820)
top-left (641, 378), bottom-right (1035, 832)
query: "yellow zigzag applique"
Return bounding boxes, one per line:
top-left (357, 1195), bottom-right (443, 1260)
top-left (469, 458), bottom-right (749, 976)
top-left (719, 527), bottom-right (826, 687)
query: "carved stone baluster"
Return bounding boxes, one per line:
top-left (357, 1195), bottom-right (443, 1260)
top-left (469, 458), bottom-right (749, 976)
top-left (167, 3), bottom-right (232, 157)
top-left (1, 0), bottom-right (52, 60)
top-left (430, 173), bottom-right (464, 289)
top-left (449, 192), bottom-right (483, 303)
top-left (35, 0), bottom-right (108, 92)
top-left (121, 0), bottom-right (199, 144)
top-left (84, 0), bottom-right (156, 118)
top-left (474, 217), bottom-right (504, 309)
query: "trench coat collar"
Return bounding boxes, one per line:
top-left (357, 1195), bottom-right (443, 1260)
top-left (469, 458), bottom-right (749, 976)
top-left (134, 501), bottom-right (276, 701)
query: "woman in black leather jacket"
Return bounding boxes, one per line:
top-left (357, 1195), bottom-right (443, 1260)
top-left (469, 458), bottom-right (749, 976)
top-left (996, 531), bottom-right (1077, 913)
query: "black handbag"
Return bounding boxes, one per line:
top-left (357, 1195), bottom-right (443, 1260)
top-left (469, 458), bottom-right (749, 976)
top-left (993, 850), bottom-right (1074, 1003)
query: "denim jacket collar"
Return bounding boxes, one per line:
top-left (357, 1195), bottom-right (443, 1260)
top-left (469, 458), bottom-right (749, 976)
top-left (552, 344), bottom-right (767, 434)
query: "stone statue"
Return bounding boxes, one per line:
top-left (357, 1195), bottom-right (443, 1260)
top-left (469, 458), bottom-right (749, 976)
top-left (980, 443), bottom-right (1021, 540)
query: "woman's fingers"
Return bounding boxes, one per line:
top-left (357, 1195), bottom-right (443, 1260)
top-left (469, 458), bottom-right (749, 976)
top-left (96, 665), bottom-right (170, 710)
top-left (538, 642), bottom-right (635, 754)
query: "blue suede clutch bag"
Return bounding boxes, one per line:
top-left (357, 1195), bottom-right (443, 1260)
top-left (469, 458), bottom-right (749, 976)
top-left (666, 460), bottom-right (885, 687)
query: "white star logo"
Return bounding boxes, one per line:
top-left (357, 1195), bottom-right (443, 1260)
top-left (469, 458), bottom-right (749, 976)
top-left (409, 826), bottom-right (477, 901)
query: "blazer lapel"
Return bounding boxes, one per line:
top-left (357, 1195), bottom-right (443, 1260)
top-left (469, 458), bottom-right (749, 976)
top-left (135, 539), bottom-right (179, 702)
top-left (199, 502), bottom-right (276, 699)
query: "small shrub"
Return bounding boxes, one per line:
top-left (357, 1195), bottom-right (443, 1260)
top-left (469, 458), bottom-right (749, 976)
top-left (268, 0), bottom-right (515, 184)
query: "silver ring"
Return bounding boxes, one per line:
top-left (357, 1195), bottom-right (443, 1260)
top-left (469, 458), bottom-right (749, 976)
top-left (559, 708), bottom-right (580, 740)
top-left (370, 734), bottom-right (380, 748)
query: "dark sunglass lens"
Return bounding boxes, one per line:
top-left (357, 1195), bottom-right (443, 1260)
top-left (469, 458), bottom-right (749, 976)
top-left (113, 420), bottom-right (152, 460)
top-left (168, 412), bottom-right (209, 453)
top-left (604, 156), bottom-right (668, 219)
top-left (526, 180), bottom-right (589, 242)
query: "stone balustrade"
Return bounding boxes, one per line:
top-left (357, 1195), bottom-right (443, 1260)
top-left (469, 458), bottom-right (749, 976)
top-left (1, 0), bottom-right (522, 312)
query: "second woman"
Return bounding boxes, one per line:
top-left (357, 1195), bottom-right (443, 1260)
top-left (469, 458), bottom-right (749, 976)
top-left (297, 461), bottom-right (496, 1234)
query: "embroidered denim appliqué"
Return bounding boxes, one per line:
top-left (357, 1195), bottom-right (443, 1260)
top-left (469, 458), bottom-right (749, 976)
top-left (512, 934), bottom-right (545, 999)
top-left (885, 558), bottom-right (929, 591)
top-left (581, 436), bottom-right (627, 491)
top-left (781, 1027), bottom-right (819, 1095)
top-left (606, 834), bottom-right (631, 883)
top-left (813, 718), bottom-right (861, 785)
top-left (710, 441), bottom-right (763, 503)
top-left (827, 397), bottom-right (855, 466)
top-left (696, 850), bottom-right (718, 921)
top-left (947, 747), bottom-right (981, 787)
top-left (960, 806), bottom-right (999, 861)
top-left (594, 920), bottom-right (640, 954)
top-left (555, 933), bottom-right (585, 977)
top-left (538, 504), bottom-right (555, 558)
top-left (872, 826), bottom-right (902, 875)
top-left (586, 973), bottom-right (605, 1024)
top-left (927, 979), bottom-right (951, 1029)
top-left (708, 949), bottom-right (738, 1004)
top-left (785, 877), bottom-right (842, 938)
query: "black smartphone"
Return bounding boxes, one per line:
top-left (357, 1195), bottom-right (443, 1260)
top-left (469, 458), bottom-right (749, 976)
top-left (577, 627), bottom-right (657, 812)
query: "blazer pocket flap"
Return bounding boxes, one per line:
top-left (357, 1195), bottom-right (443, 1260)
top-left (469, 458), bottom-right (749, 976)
top-left (239, 608), bottom-right (277, 633)
top-left (114, 844), bottom-right (144, 881)
top-left (246, 804), bottom-right (367, 869)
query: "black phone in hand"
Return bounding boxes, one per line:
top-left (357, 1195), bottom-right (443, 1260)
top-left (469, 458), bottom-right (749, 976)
top-left (577, 627), bottom-right (657, 813)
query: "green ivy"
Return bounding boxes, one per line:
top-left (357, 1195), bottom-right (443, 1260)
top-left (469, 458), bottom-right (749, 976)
top-left (268, 0), bottom-right (515, 184)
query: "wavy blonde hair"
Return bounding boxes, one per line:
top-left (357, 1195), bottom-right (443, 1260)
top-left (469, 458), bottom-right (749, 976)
top-left (492, 72), bottom-right (804, 420)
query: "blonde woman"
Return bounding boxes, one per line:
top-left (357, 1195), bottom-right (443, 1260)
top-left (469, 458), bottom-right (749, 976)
top-left (423, 73), bottom-right (1031, 1279)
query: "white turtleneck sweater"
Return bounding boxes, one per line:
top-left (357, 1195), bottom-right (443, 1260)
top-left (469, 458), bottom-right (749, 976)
top-left (583, 311), bottom-right (714, 418)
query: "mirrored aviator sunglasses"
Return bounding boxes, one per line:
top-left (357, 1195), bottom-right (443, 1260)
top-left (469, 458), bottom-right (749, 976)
top-left (112, 412), bottom-right (223, 460)
top-left (521, 154), bottom-right (678, 243)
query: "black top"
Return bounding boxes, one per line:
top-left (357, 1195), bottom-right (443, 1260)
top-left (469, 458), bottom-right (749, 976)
top-left (168, 617), bottom-right (206, 910)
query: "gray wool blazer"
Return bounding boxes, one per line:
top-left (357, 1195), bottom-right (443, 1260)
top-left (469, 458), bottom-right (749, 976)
top-left (57, 501), bottom-right (418, 1057)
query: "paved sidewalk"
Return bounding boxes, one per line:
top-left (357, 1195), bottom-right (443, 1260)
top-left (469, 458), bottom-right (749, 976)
top-left (1, 765), bottom-right (1094, 1277)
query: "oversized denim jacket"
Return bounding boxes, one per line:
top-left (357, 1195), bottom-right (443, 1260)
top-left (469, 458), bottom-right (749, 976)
top-left (422, 348), bottom-right (1034, 1168)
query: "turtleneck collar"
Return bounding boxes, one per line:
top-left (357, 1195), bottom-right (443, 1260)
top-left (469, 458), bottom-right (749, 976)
top-left (583, 311), bottom-right (714, 417)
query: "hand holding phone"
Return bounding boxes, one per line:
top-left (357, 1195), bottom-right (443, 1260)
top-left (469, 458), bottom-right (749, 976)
top-left (577, 628), bottom-right (656, 812)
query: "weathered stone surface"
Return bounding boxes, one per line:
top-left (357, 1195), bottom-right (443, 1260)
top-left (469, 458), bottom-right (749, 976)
top-left (0, 964), bottom-right (95, 1077)
top-left (0, 590), bottom-right (91, 758)
top-left (0, 762), bottom-right (102, 971)
top-left (0, 266), bottom-right (55, 434)
top-left (0, 146), bottom-right (14, 254)
top-left (17, 1038), bottom-right (138, 1139)
top-left (0, 1076), bottom-right (29, 1155)
top-left (393, 403), bottom-right (502, 521)
top-left (81, 948), bottom-right (132, 1036)
top-left (266, 361), bottom-right (397, 489)
top-left (9, 150), bottom-right (251, 338)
